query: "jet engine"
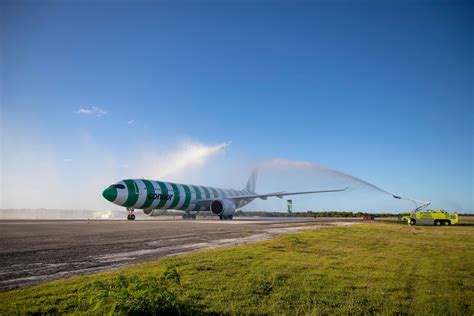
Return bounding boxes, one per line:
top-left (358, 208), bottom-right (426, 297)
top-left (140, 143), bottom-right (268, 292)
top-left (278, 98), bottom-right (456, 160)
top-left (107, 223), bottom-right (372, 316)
top-left (143, 209), bottom-right (153, 215)
top-left (210, 198), bottom-right (236, 219)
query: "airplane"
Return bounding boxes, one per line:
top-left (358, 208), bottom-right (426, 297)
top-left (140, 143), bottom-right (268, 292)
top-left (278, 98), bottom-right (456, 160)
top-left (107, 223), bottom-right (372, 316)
top-left (102, 169), bottom-right (347, 220)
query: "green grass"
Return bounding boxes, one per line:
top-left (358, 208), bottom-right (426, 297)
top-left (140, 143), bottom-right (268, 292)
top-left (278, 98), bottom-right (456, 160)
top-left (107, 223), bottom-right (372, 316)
top-left (1, 223), bottom-right (473, 315)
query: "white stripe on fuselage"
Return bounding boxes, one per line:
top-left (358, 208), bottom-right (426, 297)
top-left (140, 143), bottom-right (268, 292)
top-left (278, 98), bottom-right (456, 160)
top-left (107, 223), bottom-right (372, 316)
top-left (163, 182), bottom-right (175, 209)
top-left (175, 183), bottom-right (187, 209)
top-left (114, 180), bottom-right (128, 206)
top-left (134, 180), bottom-right (147, 209)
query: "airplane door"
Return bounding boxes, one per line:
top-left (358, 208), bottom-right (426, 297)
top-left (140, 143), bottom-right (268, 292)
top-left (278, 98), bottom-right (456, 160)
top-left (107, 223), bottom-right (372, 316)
top-left (133, 182), bottom-right (140, 195)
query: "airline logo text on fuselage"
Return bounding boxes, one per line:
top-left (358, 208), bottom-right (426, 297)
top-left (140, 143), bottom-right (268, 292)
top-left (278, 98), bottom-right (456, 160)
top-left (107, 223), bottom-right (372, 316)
top-left (147, 193), bottom-right (173, 201)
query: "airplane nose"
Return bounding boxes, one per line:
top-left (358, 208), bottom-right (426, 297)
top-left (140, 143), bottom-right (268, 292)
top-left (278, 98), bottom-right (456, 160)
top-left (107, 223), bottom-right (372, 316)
top-left (102, 187), bottom-right (117, 202)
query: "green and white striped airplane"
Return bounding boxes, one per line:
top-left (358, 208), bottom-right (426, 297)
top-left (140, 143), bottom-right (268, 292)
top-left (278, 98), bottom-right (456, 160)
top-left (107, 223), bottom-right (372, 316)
top-left (102, 169), bottom-right (347, 220)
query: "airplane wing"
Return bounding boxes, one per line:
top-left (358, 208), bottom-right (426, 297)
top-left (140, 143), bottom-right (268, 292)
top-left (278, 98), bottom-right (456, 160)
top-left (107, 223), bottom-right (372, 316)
top-left (194, 187), bottom-right (348, 206)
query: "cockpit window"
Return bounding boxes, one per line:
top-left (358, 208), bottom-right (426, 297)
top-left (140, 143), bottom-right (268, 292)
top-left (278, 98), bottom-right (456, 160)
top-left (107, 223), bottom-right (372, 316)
top-left (109, 184), bottom-right (125, 189)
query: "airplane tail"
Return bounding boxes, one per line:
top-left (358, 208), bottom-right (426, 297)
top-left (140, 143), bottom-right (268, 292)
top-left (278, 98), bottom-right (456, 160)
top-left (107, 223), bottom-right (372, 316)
top-left (245, 169), bottom-right (258, 193)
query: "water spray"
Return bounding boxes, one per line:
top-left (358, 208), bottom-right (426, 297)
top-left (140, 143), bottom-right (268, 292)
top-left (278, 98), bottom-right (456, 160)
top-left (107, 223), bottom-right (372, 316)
top-left (268, 159), bottom-right (431, 212)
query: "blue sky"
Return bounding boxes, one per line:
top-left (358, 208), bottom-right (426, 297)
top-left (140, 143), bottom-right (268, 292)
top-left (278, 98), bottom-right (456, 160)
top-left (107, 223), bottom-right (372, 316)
top-left (1, 0), bottom-right (472, 212)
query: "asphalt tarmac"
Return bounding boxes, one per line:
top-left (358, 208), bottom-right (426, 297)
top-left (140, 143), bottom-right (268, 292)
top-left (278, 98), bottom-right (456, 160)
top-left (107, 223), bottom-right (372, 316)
top-left (0, 217), bottom-right (358, 290)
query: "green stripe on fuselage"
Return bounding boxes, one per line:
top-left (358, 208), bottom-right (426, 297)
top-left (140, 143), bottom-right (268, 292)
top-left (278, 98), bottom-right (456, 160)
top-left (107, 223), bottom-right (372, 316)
top-left (192, 185), bottom-right (202, 200)
top-left (141, 179), bottom-right (155, 209)
top-left (191, 185), bottom-right (201, 212)
top-left (201, 186), bottom-right (210, 199)
top-left (156, 181), bottom-right (168, 208)
top-left (123, 180), bottom-right (139, 207)
top-left (181, 184), bottom-right (192, 210)
top-left (169, 183), bottom-right (180, 209)
top-left (209, 187), bottom-right (219, 198)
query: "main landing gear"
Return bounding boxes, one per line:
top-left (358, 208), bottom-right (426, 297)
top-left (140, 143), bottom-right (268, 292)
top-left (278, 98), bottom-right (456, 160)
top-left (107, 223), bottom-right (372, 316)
top-left (219, 215), bottom-right (233, 220)
top-left (182, 211), bottom-right (196, 220)
top-left (127, 207), bottom-right (135, 221)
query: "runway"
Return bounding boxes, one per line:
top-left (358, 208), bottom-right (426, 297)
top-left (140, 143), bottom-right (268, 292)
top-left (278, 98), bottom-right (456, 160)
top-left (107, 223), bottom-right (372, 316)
top-left (0, 217), bottom-right (358, 290)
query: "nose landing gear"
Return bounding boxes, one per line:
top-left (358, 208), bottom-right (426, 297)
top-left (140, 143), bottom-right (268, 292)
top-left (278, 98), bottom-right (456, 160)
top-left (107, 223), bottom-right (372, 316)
top-left (127, 208), bottom-right (135, 220)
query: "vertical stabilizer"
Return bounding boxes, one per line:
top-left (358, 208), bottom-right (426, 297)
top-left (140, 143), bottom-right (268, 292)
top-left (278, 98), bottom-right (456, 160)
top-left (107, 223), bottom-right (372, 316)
top-left (245, 169), bottom-right (258, 193)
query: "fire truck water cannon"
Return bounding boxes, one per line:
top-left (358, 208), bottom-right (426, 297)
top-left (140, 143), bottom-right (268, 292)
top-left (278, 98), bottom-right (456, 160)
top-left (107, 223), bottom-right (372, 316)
top-left (393, 195), bottom-right (431, 212)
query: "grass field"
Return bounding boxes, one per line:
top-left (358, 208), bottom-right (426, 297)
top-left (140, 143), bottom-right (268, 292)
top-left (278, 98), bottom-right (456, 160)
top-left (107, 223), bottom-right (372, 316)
top-left (1, 222), bottom-right (473, 315)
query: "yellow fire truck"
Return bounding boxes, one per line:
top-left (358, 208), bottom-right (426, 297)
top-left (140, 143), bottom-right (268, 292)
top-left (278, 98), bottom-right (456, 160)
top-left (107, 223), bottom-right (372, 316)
top-left (392, 195), bottom-right (458, 226)
top-left (407, 210), bottom-right (458, 226)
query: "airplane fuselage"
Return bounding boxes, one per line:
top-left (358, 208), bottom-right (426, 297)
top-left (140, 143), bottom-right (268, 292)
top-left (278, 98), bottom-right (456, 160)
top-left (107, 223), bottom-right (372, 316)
top-left (102, 179), bottom-right (254, 213)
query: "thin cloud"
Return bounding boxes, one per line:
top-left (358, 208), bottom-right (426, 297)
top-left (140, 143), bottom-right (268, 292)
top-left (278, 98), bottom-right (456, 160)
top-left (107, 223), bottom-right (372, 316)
top-left (75, 106), bottom-right (107, 117)
top-left (137, 141), bottom-right (230, 181)
top-left (127, 120), bottom-right (136, 125)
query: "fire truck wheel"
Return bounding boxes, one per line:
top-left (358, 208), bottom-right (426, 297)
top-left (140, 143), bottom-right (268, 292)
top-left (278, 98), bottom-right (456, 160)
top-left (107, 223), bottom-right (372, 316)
top-left (434, 220), bottom-right (441, 226)
top-left (444, 220), bottom-right (451, 226)
top-left (409, 219), bottom-right (416, 225)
